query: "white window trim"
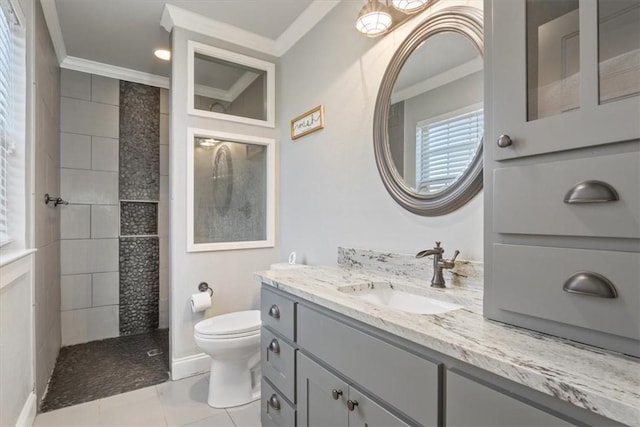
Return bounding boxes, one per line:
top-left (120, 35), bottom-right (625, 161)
top-left (415, 103), bottom-right (483, 193)
top-left (187, 41), bottom-right (276, 128)
top-left (186, 127), bottom-right (276, 252)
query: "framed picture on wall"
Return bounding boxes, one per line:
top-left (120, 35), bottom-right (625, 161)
top-left (290, 105), bottom-right (325, 140)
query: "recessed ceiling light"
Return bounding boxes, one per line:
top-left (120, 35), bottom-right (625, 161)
top-left (154, 49), bottom-right (171, 61)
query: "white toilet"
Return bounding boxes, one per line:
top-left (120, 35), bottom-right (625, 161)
top-left (194, 310), bottom-right (262, 408)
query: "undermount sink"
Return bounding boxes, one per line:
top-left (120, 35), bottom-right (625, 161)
top-left (338, 283), bottom-right (463, 315)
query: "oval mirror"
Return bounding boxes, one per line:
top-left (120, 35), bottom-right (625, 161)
top-left (374, 7), bottom-right (484, 216)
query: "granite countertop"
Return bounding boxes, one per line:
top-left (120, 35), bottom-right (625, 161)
top-left (255, 264), bottom-right (640, 426)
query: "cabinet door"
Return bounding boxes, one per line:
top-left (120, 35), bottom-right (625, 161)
top-left (491, 0), bottom-right (640, 160)
top-left (348, 387), bottom-right (410, 427)
top-left (446, 371), bottom-right (574, 427)
top-left (297, 352), bottom-right (349, 427)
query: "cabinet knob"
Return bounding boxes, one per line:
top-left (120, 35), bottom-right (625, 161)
top-left (267, 394), bottom-right (281, 410)
top-left (268, 304), bottom-right (280, 319)
top-left (268, 338), bottom-right (280, 354)
top-left (347, 399), bottom-right (359, 411)
top-left (331, 389), bottom-right (343, 400)
top-left (497, 134), bottom-right (513, 148)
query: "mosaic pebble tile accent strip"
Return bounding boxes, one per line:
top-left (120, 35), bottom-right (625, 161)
top-left (119, 237), bottom-right (159, 335)
top-left (120, 202), bottom-right (158, 236)
top-left (40, 329), bottom-right (169, 412)
top-left (119, 82), bottom-right (160, 201)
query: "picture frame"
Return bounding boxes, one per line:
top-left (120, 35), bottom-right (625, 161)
top-left (291, 105), bottom-right (325, 140)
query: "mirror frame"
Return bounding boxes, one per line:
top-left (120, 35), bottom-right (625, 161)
top-left (373, 6), bottom-right (484, 216)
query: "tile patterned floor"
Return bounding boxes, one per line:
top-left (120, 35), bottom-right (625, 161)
top-left (33, 374), bottom-right (261, 427)
top-left (41, 329), bottom-right (170, 412)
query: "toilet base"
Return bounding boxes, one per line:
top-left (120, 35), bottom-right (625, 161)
top-left (207, 358), bottom-right (261, 408)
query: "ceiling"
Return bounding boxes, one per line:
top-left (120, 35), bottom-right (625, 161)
top-left (43, 0), bottom-right (335, 83)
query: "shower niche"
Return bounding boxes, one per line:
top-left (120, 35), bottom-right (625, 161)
top-left (187, 128), bottom-right (275, 252)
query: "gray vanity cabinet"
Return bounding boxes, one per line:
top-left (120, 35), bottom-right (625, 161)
top-left (484, 0), bottom-right (640, 356)
top-left (445, 371), bottom-right (572, 427)
top-left (297, 352), bottom-right (409, 427)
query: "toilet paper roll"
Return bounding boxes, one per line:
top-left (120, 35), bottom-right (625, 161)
top-left (191, 292), bottom-right (212, 313)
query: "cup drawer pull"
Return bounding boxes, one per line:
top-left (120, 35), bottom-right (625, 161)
top-left (268, 304), bottom-right (280, 319)
top-left (564, 180), bottom-right (619, 204)
top-left (268, 338), bottom-right (280, 354)
top-left (563, 272), bottom-right (618, 298)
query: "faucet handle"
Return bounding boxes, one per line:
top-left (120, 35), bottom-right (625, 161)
top-left (450, 250), bottom-right (460, 262)
top-left (435, 241), bottom-right (441, 248)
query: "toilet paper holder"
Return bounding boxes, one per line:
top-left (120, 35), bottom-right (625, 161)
top-left (198, 282), bottom-right (213, 297)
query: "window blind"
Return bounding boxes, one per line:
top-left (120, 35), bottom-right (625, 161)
top-left (0, 1), bottom-right (15, 244)
top-left (415, 108), bottom-right (483, 193)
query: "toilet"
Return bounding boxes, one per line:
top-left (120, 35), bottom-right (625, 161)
top-left (194, 310), bottom-right (262, 408)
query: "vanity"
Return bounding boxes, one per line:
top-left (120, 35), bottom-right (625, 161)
top-left (256, 254), bottom-right (639, 427)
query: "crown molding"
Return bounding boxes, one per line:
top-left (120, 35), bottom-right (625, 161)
top-left (275, 0), bottom-right (341, 56)
top-left (61, 56), bottom-right (170, 89)
top-left (40, 0), bottom-right (66, 64)
top-left (162, 0), bottom-right (341, 58)
top-left (161, 4), bottom-right (278, 56)
top-left (391, 57), bottom-right (483, 104)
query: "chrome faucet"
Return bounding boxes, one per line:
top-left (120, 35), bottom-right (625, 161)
top-left (416, 241), bottom-right (460, 288)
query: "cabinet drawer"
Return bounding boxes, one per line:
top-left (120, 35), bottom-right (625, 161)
top-left (262, 327), bottom-right (296, 403)
top-left (493, 244), bottom-right (640, 341)
top-left (262, 287), bottom-right (296, 341)
top-left (297, 305), bottom-right (440, 426)
top-left (446, 371), bottom-right (573, 426)
top-left (262, 378), bottom-right (296, 427)
top-left (493, 151), bottom-right (640, 238)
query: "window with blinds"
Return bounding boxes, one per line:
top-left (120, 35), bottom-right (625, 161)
top-left (0, 0), bottom-right (17, 245)
top-left (415, 107), bottom-right (483, 193)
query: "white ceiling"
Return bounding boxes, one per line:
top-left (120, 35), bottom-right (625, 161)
top-left (43, 0), bottom-right (335, 83)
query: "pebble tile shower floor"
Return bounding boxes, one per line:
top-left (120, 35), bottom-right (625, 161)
top-left (40, 329), bottom-right (169, 412)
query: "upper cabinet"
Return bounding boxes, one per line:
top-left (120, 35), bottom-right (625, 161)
top-left (491, 0), bottom-right (639, 160)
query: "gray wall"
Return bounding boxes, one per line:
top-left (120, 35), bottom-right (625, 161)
top-left (59, 69), bottom-right (120, 346)
top-left (33, 0), bottom-right (61, 402)
top-left (169, 27), bottom-right (279, 372)
top-left (277, 0), bottom-right (484, 264)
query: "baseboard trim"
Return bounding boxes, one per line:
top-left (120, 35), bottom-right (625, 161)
top-left (16, 392), bottom-right (36, 427)
top-left (171, 353), bottom-right (210, 381)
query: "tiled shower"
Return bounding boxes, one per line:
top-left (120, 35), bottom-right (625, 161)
top-left (59, 70), bottom-right (169, 346)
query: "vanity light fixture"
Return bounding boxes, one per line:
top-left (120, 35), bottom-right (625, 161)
top-left (356, 0), bottom-right (393, 36)
top-left (154, 49), bottom-right (171, 61)
top-left (391, 0), bottom-right (428, 13)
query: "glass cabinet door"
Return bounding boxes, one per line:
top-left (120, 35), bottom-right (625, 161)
top-left (491, 0), bottom-right (640, 160)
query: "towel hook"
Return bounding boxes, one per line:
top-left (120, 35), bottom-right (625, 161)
top-left (44, 194), bottom-right (69, 207)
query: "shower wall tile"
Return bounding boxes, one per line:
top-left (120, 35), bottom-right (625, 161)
top-left (91, 137), bottom-right (119, 172)
top-left (61, 69), bottom-right (90, 101)
top-left (91, 205), bottom-right (119, 238)
top-left (92, 272), bottom-right (119, 307)
top-left (119, 237), bottom-right (159, 335)
top-left (60, 132), bottom-right (91, 169)
top-left (61, 274), bottom-right (92, 311)
top-left (159, 114), bottom-right (168, 146)
top-left (61, 239), bottom-right (118, 275)
top-left (160, 145), bottom-right (168, 176)
top-left (61, 169), bottom-right (118, 205)
top-left (61, 305), bottom-right (119, 346)
top-left (120, 202), bottom-right (157, 236)
top-left (119, 82), bottom-right (160, 200)
top-left (160, 88), bottom-right (168, 114)
top-left (61, 205), bottom-right (90, 239)
top-left (91, 75), bottom-right (119, 106)
top-left (60, 97), bottom-right (119, 138)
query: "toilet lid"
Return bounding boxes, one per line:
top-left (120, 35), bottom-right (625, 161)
top-left (195, 310), bottom-right (261, 336)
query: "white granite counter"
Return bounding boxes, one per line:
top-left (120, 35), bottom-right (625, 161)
top-left (255, 261), bottom-right (640, 426)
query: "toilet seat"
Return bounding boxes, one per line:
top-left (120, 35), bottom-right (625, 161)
top-left (195, 310), bottom-right (261, 339)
